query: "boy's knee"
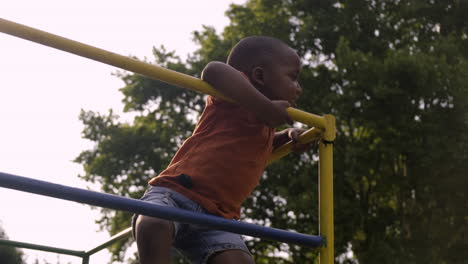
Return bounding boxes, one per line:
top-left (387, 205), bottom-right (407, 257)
top-left (135, 215), bottom-right (174, 240)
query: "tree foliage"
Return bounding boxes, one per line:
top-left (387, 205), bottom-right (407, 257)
top-left (0, 223), bottom-right (24, 264)
top-left (75, 1), bottom-right (468, 263)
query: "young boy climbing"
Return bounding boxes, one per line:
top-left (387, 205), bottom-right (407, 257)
top-left (134, 36), bottom-right (313, 264)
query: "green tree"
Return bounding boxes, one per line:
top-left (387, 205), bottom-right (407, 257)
top-left (0, 223), bottom-right (24, 264)
top-left (76, 1), bottom-right (468, 263)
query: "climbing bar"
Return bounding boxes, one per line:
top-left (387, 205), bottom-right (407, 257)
top-left (0, 18), bottom-right (327, 129)
top-left (319, 140), bottom-right (334, 264)
top-left (0, 238), bottom-right (86, 258)
top-left (84, 227), bottom-right (132, 256)
top-left (0, 227), bottom-right (133, 264)
top-left (0, 172), bottom-right (325, 248)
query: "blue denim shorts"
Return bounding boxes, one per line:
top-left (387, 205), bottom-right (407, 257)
top-left (132, 186), bottom-right (251, 263)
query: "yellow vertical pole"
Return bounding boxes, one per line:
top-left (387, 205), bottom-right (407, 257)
top-left (319, 114), bottom-right (335, 264)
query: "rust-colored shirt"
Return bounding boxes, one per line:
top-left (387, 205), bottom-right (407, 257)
top-left (149, 95), bottom-right (275, 219)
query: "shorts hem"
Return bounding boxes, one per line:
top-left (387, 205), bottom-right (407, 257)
top-left (201, 244), bottom-right (251, 264)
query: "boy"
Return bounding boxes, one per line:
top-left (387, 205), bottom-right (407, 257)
top-left (134, 36), bottom-right (311, 264)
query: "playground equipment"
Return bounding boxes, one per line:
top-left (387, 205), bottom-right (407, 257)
top-left (0, 18), bottom-right (335, 263)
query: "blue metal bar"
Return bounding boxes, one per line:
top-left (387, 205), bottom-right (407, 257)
top-left (0, 172), bottom-right (324, 248)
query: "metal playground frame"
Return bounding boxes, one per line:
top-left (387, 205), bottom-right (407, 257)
top-left (0, 18), bottom-right (335, 263)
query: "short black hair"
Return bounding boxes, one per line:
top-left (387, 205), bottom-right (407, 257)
top-left (227, 36), bottom-right (289, 73)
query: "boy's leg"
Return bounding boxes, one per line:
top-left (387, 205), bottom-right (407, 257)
top-left (208, 249), bottom-right (255, 264)
top-left (132, 186), bottom-right (182, 263)
top-left (135, 215), bottom-right (174, 264)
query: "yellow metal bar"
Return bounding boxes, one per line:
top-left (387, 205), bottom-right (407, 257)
top-left (287, 108), bottom-right (327, 129)
top-left (0, 18), bottom-right (227, 100)
top-left (319, 115), bottom-right (335, 264)
top-left (267, 127), bottom-right (322, 165)
top-left (0, 18), bottom-right (325, 128)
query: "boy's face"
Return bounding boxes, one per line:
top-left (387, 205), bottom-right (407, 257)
top-left (260, 46), bottom-right (303, 106)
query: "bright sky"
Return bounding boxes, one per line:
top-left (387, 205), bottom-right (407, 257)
top-left (0, 1), bottom-right (244, 263)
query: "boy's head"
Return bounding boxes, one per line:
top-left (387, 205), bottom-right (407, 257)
top-left (227, 36), bottom-right (302, 106)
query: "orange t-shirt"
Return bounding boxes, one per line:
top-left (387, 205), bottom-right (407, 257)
top-left (148, 95), bottom-right (275, 219)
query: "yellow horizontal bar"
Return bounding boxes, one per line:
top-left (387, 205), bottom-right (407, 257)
top-left (0, 18), bottom-right (327, 129)
top-left (267, 127), bottom-right (322, 165)
top-left (0, 18), bottom-right (228, 100)
top-left (287, 108), bottom-right (327, 129)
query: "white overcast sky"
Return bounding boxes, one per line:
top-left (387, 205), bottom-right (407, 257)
top-left (0, 1), bottom-right (244, 263)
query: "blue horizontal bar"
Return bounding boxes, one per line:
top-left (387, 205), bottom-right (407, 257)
top-left (0, 172), bottom-right (324, 248)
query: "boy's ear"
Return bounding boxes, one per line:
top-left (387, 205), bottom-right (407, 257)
top-left (251, 66), bottom-right (265, 87)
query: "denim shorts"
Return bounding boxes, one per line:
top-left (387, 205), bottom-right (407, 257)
top-left (132, 186), bottom-right (251, 263)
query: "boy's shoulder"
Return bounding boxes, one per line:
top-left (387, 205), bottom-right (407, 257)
top-left (206, 95), bottom-right (236, 108)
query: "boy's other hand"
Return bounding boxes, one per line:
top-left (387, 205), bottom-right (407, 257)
top-left (288, 128), bottom-right (318, 153)
top-left (261, 100), bottom-right (293, 128)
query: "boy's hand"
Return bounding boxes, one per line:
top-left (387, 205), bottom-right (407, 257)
top-left (287, 128), bottom-right (317, 153)
top-left (273, 127), bottom-right (318, 152)
top-left (259, 100), bottom-right (293, 128)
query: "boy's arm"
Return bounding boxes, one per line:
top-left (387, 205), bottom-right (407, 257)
top-left (201, 61), bottom-right (292, 128)
top-left (273, 129), bottom-right (292, 150)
